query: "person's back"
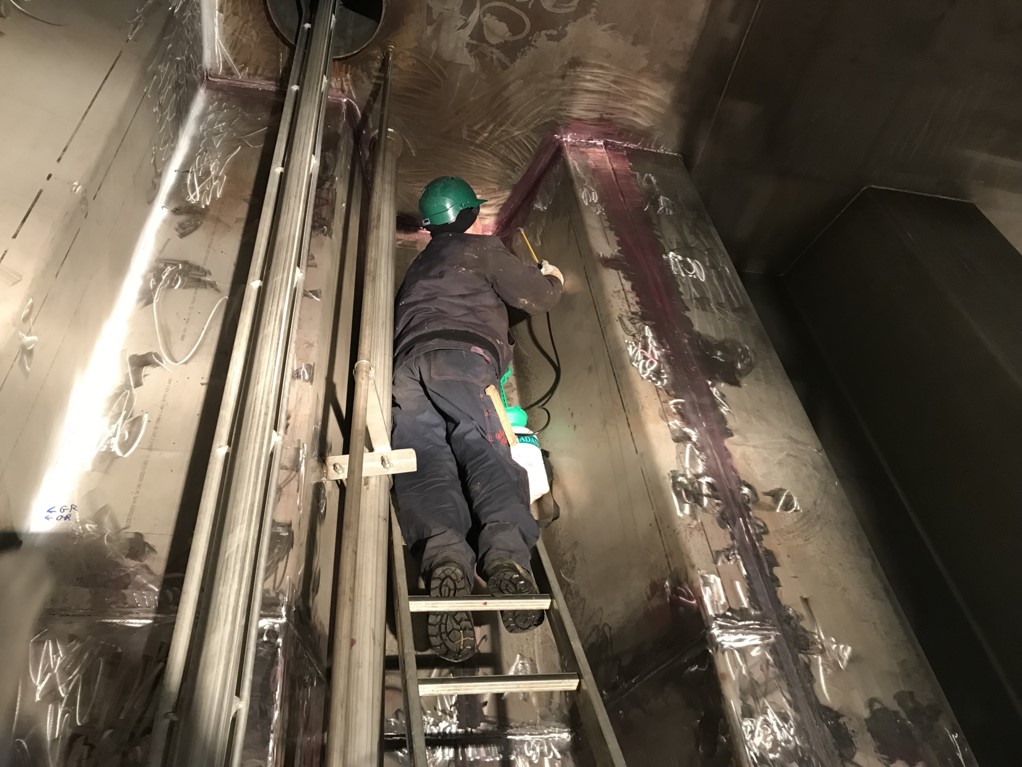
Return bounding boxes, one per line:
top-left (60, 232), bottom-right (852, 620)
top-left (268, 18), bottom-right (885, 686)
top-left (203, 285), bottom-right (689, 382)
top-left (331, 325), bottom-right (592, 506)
top-left (395, 232), bottom-right (559, 374)
top-left (391, 177), bottom-right (564, 662)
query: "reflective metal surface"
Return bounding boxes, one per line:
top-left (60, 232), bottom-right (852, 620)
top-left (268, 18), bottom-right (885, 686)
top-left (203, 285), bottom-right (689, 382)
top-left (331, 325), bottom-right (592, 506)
top-left (1, 0), bottom-right (178, 535)
top-left (782, 188), bottom-right (1022, 765)
top-left (381, 604), bottom-right (582, 766)
top-left (159, 0), bottom-right (334, 760)
top-left (503, 143), bottom-right (974, 766)
top-left (5, 0), bottom-right (1020, 763)
top-left (0, 1), bottom-right (294, 763)
top-left (210, 0), bottom-right (760, 233)
top-left (0, 0), bottom-right (279, 578)
top-left (328, 47), bottom-right (400, 767)
top-left (504, 153), bottom-right (732, 767)
top-left (212, 0), bottom-right (1022, 278)
top-left (231, 96), bottom-right (363, 767)
top-left (689, 0), bottom-right (1022, 273)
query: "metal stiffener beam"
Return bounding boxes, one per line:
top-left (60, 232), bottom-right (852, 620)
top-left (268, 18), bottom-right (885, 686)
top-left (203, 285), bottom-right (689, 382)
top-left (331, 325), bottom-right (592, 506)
top-left (148, 2), bottom-right (337, 765)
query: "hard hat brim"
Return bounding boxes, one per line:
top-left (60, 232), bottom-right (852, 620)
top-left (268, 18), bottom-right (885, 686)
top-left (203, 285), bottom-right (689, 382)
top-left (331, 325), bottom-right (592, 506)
top-left (421, 197), bottom-right (487, 227)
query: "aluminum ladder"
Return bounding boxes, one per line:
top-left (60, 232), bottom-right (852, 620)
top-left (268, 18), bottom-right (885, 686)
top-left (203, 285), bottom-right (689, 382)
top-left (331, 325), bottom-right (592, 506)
top-left (388, 511), bottom-right (628, 765)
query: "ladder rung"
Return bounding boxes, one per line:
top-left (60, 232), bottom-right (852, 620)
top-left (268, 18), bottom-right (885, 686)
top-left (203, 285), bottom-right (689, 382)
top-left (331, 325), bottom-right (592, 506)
top-left (417, 673), bottom-right (580, 696)
top-left (407, 595), bottom-right (552, 612)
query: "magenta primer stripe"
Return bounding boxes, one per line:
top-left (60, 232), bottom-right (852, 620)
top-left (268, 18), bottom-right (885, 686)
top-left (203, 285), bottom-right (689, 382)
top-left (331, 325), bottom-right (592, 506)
top-left (576, 141), bottom-right (840, 765)
top-left (494, 133), bottom-right (564, 243)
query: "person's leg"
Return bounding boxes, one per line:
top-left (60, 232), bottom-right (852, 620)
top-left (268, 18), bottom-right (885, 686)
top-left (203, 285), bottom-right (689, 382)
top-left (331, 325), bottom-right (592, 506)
top-left (392, 357), bottom-right (475, 577)
top-left (392, 357), bottom-right (476, 661)
top-left (422, 350), bottom-right (543, 633)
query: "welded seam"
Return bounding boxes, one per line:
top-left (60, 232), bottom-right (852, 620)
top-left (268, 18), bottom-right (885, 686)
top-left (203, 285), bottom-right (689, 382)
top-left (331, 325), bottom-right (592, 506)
top-left (585, 141), bottom-right (842, 765)
top-left (11, 189), bottom-right (43, 239)
top-left (692, 0), bottom-right (766, 168)
top-left (57, 52), bottom-right (123, 164)
top-left (91, 93), bottom-right (148, 201)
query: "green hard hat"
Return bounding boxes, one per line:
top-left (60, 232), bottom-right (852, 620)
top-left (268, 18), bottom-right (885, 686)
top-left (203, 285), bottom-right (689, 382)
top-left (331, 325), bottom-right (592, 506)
top-left (419, 176), bottom-right (486, 226)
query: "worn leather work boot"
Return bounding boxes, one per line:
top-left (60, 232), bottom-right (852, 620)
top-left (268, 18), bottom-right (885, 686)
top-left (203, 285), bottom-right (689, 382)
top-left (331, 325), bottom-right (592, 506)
top-left (485, 560), bottom-right (545, 633)
top-left (427, 562), bottom-right (476, 662)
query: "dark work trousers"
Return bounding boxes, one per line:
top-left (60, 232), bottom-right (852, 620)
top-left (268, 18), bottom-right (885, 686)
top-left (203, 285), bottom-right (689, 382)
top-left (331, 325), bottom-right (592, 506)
top-left (392, 348), bottom-right (538, 578)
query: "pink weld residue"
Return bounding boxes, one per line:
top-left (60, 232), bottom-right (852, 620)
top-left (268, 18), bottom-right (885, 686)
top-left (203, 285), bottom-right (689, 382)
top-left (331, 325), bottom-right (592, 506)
top-left (493, 134), bottom-right (564, 244)
top-left (571, 141), bottom-right (842, 764)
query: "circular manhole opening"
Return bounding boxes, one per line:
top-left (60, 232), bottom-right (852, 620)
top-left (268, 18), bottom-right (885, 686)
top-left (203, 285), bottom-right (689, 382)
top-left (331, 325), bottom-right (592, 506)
top-left (266, 0), bottom-right (383, 59)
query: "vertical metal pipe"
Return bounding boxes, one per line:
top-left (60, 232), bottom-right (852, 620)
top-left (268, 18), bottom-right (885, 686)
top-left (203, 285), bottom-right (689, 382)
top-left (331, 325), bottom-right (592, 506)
top-left (229, 32), bottom-right (333, 767)
top-left (199, 0), bottom-right (219, 73)
top-left (326, 49), bottom-right (400, 767)
top-left (156, 3), bottom-right (337, 765)
top-left (147, 12), bottom-right (313, 767)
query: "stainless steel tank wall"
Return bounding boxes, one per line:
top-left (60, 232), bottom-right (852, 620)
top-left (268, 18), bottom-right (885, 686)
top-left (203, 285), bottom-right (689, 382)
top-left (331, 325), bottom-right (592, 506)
top-left (208, 0), bottom-right (756, 235)
top-left (1, 0), bottom-right (204, 759)
top-left (504, 142), bottom-right (975, 766)
top-left (210, 0), bottom-right (1022, 284)
top-left (0, 2), bottom-right (367, 763)
top-left (0, 0), bottom-right (197, 536)
top-left (506, 158), bottom-right (728, 767)
top-left (687, 0), bottom-right (1022, 274)
top-left (781, 188), bottom-right (1022, 764)
top-left (2, 2), bottom-right (1011, 764)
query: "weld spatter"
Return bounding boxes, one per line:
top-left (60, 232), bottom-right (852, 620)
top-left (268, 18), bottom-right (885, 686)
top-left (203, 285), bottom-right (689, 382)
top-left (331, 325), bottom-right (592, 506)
top-left (740, 480), bottom-right (759, 506)
top-left (711, 522), bottom-right (781, 588)
top-left (668, 417), bottom-right (699, 446)
top-left (713, 545), bottom-right (740, 567)
top-left (782, 601), bottom-right (853, 680)
top-left (709, 609), bottom-right (780, 652)
top-left (714, 511), bottom-right (769, 539)
top-left (696, 333), bottom-right (755, 387)
top-left (578, 183), bottom-right (605, 216)
top-left (763, 488), bottom-right (801, 514)
top-left (671, 470), bottom-right (721, 518)
top-left (819, 704), bottom-right (857, 762)
top-left (139, 258), bottom-right (218, 305)
top-left (740, 706), bottom-right (804, 766)
top-left (183, 94), bottom-right (267, 210)
top-left (698, 572), bottom-right (729, 618)
top-left (865, 692), bottom-right (972, 767)
top-left (639, 173), bottom-right (676, 216)
top-left (17, 330), bottom-right (37, 373)
top-left (144, 0), bottom-right (202, 187)
top-left (625, 322), bottom-right (669, 389)
top-left (666, 249), bottom-right (705, 281)
top-left (17, 622), bottom-right (170, 763)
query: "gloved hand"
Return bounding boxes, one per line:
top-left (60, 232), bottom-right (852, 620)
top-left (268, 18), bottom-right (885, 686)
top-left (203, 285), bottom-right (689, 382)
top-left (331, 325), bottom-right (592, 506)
top-left (540, 260), bottom-right (563, 285)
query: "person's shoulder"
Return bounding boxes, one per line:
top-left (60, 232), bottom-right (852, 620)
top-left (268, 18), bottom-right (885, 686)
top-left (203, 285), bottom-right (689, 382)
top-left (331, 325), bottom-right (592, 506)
top-left (442, 233), bottom-right (500, 244)
top-left (435, 233), bottom-right (507, 254)
top-left (467, 234), bottom-right (512, 255)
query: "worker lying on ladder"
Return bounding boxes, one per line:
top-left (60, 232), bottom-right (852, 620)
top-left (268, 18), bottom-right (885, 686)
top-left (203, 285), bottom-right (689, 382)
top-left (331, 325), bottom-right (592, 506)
top-left (392, 176), bottom-right (564, 662)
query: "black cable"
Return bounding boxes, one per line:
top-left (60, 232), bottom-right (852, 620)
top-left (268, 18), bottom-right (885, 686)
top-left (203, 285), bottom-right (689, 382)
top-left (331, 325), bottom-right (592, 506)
top-left (524, 311), bottom-right (561, 412)
top-left (530, 406), bottom-right (552, 434)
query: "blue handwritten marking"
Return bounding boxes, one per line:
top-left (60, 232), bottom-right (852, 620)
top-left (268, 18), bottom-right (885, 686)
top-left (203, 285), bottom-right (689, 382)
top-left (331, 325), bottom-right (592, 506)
top-left (44, 504), bottom-right (77, 522)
